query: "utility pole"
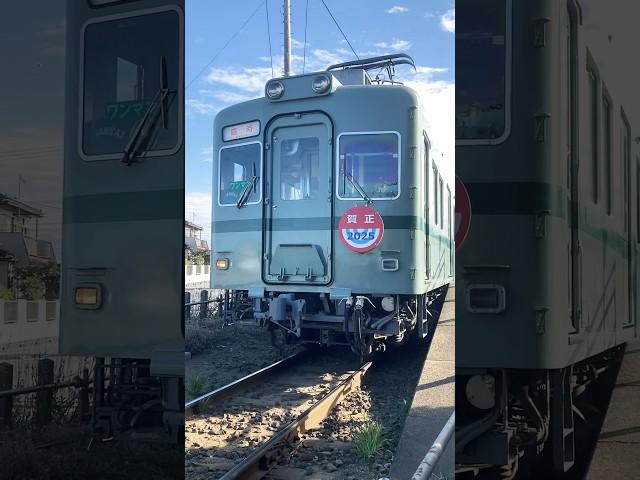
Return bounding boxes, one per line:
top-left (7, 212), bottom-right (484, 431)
top-left (283, 0), bottom-right (292, 76)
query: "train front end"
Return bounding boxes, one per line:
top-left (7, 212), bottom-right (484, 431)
top-left (211, 62), bottom-right (440, 357)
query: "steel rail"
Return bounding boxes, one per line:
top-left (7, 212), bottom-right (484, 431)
top-left (218, 360), bottom-right (372, 480)
top-left (185, 351), bottom-right (306, 416)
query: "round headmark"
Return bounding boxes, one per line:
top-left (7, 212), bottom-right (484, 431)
top-left (338, 205), bottom-right (385, 253)
top-left (455, 175), bottom-right (472, 248)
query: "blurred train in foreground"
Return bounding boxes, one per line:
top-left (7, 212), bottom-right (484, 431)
top-left (456, 0), bottom-right (639, 477)
top-left (60, 0), bottom-right (184, 440)
top-left (211, 54), bottom-right (453, 358)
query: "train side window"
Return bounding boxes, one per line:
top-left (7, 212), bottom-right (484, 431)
top-left (280, 137), bottom-right (320, 201)
top-left (439, 177), bottom-right (444, 228)
top-left (218, 142), bottom-right (262, 206)
top-left (586, 58), bottom-right (600, 204)
top-left (622, 110), bottom-right (631, 232)
top-left (637, 159), bottom-right (640, 242)
top-left (433, 166), bottom-right (439, 225)
top-left (337, 132), bottom-right (400, 200)
top-left (602, 87), bottom-right (612, 215)
top-left (456, 0), bottom-right (510, 144)
top-left (81, 10), bottom-right (181, 159)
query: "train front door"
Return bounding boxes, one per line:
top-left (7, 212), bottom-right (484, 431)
top-left (263, 113), bottom-right (333, 285)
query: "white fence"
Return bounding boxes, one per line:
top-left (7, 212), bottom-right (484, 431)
top-left (0, 299), bottom-right (59, 351)
top-left (185, 264), bottom-right (210, 289)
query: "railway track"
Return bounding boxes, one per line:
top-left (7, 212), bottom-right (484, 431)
top-left (185, 350), bottom-right (371, 479)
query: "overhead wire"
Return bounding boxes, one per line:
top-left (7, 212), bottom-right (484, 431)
top-left (319, 0), bottom-right (359, 60)
top-left (186, 0), bottom-right (265, 91)
top-left (265, 0), bottom-right (274, 78)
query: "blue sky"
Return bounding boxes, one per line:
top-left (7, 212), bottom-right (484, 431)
top-left (186, 1), bottom-right (455, 240)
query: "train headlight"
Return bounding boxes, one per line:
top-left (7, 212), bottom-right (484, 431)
top-left (266, 80), bottom-right (284, 99)
top-left (74, 284), bottom-right (103, 309)
top-left (215, 258), bottom-right (229, 270)
top-left (381, 296), bottom-right (395, 312)
top-left (465, 374), bottom-right (496, 410)
top-left (311, 74), bottom-right (331, 94)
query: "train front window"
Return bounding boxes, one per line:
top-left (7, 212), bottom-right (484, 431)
top-left (456, 0), bottom-right (509, 142)
top-left (338, 132), bottom-right (400, 200)
top-left (280, 137), bottom-right (320, 201)
top-left (219, 142), bottom-right (262, 206)
top-left (81, 10), bottom-right (180, 158)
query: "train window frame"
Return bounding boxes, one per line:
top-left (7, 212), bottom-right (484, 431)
top-left (602, 84), bottom-right (613, 215)
top-left (586, 52), bottom-right (600, 205)
top-left (77, 6), bottom-right (184, 162)
top-left (217, 141), bottom-right (263, 207)
top-left (621, 108), bottom-right (631, 233)
top-left (636, 158), bottom-right (640, 243)
top-left (335, 131), bottom-right (402, 202)
top-left (433, 165), bottom-right (439, 226)
top-left (455, 0), bottom-right (513, 146)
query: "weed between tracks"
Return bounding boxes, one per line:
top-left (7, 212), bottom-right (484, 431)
top-left (352, 417), bottom-right (386, 458)
top-left (186, 375), bottom-right (206, 397)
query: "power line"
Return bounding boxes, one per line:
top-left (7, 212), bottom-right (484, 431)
top-left (319, 0), bottom-right (359, 60)
top-left (186, 0), bottom-right (265, 91)
top-left (303, 0), bottom-right (309, 73)
top-left (265, 0), bottom-right (274, 78)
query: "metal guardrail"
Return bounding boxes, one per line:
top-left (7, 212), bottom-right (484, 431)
top-left (411, 411), bottom-right (456, 480)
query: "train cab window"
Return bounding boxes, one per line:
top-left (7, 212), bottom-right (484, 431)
top-left (280, 137), bottom-right (320, 201)
top-left (603, 89), bottom-right (612, 215)
top-left (337, 132), bottom-right (400, 200)
top-left (218, 142), bottom-right (262, 206)
top-left (456, 0), bottom-right (509, 143)
top-left (81, 10), bottom-right (181, 159)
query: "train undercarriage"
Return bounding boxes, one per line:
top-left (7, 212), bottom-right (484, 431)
top-left (218, 288), bottom-right (447, 359)
top-left (91, 358), bottom-right (184, 443)
top-left (455, 346), bottom-right (624, 479)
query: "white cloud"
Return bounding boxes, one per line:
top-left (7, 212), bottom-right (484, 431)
top-left (374, 38), bottom-right (413, 51)
top-left (386, 6), bottom-right (408, 14)
top-left (200, 145), bottom-right (213, 162)
top-left (440, 9), bottom-right (455, 33)
top-left (185, 192), bottom-right (213, 243)
top-left (200, 89), bottom-right (257, 104)
top-left (186, 99), bottom-right (219, 115)
top-left (205, 66), bottom-right (273, 93)
top-left (424, 12), bottom-right (436, 19)
top-left (404, 67), bottom-right (455, 182)
top-left (290, 37), bottom-right (306, 49)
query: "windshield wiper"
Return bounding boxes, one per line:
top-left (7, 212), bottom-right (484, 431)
top-left (122, 56), bottom-right (170, 165)
top-left (344, 171), bottom-right (372, 204)
top-left (236, 163), bottom-right (258, 209)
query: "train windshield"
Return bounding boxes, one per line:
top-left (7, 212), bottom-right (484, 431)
top-left (456, 0), bottom-right (508, 141)
top-left (219, 142), bottom-right (262, 206)
top-left (280, 137), bottom-right (320, 201)
top-left (81, 11), bottom-right (180, 158)
top-left (338, 133), bottom-right (400, 200)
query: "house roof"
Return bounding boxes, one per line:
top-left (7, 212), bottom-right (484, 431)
top-left (185, 220), bottom-right (203, 231)
top-left (0, 194), bottom-right (43, 217)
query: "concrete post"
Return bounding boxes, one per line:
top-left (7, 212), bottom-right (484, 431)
top-left (0, 362), bottom-right (13, 428)
top-left (36, 358), bottom-right (54, 426)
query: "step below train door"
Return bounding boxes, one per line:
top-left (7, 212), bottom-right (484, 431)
top-left (263, 113), bottom-right (333, 285)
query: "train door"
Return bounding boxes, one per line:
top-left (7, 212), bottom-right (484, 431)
top-left (61, 0), bottom-right (184, 371)
top-left (566, 1), bottom-right (581, 333)
top-left (424, 133), bottom-right (430, 279)
top-left (263, 113), bottom-right (333, 285)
